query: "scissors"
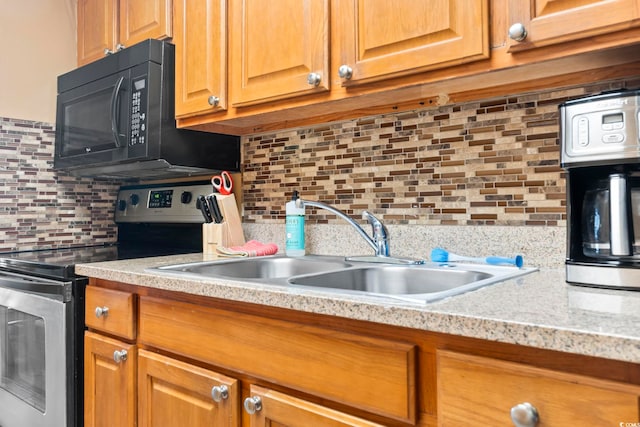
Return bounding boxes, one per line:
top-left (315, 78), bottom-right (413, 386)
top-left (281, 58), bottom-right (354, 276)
top-left (211, 171), bottom-right (233, 195)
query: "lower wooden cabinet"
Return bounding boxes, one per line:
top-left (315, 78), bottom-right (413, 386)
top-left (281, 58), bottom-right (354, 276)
top-left (84, 332), bottom-right (136, 427)
top-left (138, 349), bottom-right (240, 427)
top-left (84, 282), bottom-right (640, 426)
top-left (243, 384), bottom-right (384, 427)
top-left (437, 350), bottom-right (640, 426)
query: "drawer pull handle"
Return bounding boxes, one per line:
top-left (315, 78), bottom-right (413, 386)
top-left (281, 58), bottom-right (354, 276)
top-left (307, 72), bottom-right (321, 87)
top-left (338, 64), bottom-right (353, 80)
top-left (113, 350), bottom-right (128, 363)
top-left (510, 402), bottom-right (539, 427)
top-left (94, 306), bottom-right (109, 318)
top-left (208, 96), bottom-right (220, 107)
top-left (243, 396), bottom-right (262, 414)
top-left (508, 23), bottom-right (527, 42)
top-left (211, 385), bottom-right (229, 402)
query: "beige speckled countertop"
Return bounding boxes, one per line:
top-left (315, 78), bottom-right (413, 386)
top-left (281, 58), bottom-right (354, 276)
top-left (76, 253), bottom-right (640, 364)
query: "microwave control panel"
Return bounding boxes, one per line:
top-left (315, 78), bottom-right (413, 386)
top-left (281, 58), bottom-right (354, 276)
top-left (130, 77), bottom-right (147, 147)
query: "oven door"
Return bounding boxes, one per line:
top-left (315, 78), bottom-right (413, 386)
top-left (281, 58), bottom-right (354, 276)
top-left (0, 278), bottom-right (70, 427)
top-left (54, 68), bottom-right (131, 170)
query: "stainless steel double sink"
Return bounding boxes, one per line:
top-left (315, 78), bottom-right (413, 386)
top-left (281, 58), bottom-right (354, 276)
top-left (148, 255), bottom-right (536, 303)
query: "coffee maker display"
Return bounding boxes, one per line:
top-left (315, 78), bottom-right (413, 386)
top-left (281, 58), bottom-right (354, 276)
top-left (561, 90), bottom-right (640, 289)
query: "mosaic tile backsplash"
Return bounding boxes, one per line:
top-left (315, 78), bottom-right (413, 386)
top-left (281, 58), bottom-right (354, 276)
top-left (0, 117), bottom-right (120, 252)
top-left (243, 79), bottom-right (640, 227)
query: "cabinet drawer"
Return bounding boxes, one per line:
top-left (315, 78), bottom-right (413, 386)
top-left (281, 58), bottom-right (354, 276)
top-left (139, 297), bottom-right (416, 423)
top-left (437, 350), bottom-right (640, 425)
top-left (85, 286), bottom-right (136, 340)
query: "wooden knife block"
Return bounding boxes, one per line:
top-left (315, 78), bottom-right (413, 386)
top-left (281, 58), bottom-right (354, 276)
top-left (202, 193), bottom-right (245, 256)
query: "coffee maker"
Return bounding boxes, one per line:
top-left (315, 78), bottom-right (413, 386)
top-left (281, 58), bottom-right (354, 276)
top-left (561, 90), bottom-right (640, 289)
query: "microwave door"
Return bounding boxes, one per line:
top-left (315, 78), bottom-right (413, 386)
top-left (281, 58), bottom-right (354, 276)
top-left (55, 71), bottom-right (129, 164)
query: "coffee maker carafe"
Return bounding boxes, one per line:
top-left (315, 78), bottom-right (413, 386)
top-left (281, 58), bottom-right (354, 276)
top-left (561, 90), bottom-right (640, 289)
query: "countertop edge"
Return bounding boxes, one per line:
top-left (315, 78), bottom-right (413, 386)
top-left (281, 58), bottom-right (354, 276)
top-left (75, 254), bottom-right (640, 364)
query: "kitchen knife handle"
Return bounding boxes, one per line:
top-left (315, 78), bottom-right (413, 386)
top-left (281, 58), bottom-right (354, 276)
top-left (197, 195), bottom-right (213, 223)
top-left (208, 195), bottom-right (224, 224)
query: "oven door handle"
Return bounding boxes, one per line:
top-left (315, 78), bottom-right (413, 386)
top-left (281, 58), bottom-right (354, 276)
top-left (0, 276), bottom-right (72, 302)
top-left (110, 76), bottom-right (125, 148)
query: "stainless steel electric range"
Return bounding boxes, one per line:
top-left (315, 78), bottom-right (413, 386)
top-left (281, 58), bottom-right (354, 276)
top-left (0, 180), bottom-right (212, 427)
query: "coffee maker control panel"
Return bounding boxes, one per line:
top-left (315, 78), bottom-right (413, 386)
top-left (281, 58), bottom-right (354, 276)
top-left (560, 91), bottom-right (640, 167)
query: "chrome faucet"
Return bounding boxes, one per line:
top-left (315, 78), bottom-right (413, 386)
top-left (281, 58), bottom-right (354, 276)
top-left (295, 198), bottom-right (423, 264)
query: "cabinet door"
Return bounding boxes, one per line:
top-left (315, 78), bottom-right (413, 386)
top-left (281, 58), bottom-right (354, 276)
top-left (437, 350), bottom-right (640, 426)
top-left (333, 0), bottom-right (489, 85)
top-left (119, 0), bottom-right (172, 48)
top-left (244, 385), bottom-right (384, 427)
top-left (229, 0), bottom-right (330, 106)
top-left (77, 0), bottom-right (119, 66)
top-left (84, 332), bottom-right (136, 427)
top-left (174, 0), bottom-right (227, 118)
top-left (508, 0), bottom-right (640, 51)
top-left (138, 349), bottom-right (240, 427)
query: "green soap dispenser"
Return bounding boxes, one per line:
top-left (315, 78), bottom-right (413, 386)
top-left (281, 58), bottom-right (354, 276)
top-left (285, 191), bottom-right (305, 256)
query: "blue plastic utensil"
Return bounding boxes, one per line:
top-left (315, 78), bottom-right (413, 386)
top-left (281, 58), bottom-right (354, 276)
top-left (430, 247), bottom-right (524, 268)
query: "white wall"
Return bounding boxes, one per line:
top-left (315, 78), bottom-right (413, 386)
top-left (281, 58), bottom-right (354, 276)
top-left (0, 0), bottom-right (76, 123)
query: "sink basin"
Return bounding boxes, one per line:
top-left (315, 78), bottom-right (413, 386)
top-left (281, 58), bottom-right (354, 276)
top-left (148, 255), bottom-right (536, 303)
top-left (289, 266), bottom-right (492, 294)
top-left (152, 255), bottom-right (351, 279)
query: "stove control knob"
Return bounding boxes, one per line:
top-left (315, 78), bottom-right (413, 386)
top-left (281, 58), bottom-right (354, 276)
top-left (117, 200), bottom-right (127, 211)
top-left (130, 194), bottom-right (140, 206)
top-left (181, 191), bottom-right (193, 204)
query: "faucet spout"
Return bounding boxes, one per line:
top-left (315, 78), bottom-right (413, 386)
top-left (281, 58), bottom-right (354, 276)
top-left (296, 199), bottom-right (378, 253)
top-left (295, 197), bottom-right (424, 265)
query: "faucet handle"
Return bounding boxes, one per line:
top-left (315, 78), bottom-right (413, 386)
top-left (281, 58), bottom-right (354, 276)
top-left (362, 211), bottom-right (390, 256)
top-left (362, 211), bottom-right (387, 236)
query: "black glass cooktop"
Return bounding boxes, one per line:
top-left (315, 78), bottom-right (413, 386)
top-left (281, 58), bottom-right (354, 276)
top-left (0, 243), bottom-right (199, 280)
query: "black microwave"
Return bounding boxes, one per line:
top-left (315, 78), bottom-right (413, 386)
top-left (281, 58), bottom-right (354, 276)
top-left (54, 39), bottom-right (240, 179)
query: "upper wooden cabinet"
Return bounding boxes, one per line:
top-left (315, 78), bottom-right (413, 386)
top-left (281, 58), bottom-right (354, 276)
top-left (229, 0), bottom-right (330, 107)
top-left (333, 0), bottom-right (489, 85)
top-left (77, 0), bottom-right (173, 66)
top-left (227, 0), bottom-right (487, 106)
top-left (77, 0), bottom-right (118, 66)
top-left (174, 0), bottom-right (228, 118)
top-left (507, 0), bottom-right (640, 51)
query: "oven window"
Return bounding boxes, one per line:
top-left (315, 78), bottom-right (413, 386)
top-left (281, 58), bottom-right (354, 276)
top-left (0, 307), bottom-right (46, 412)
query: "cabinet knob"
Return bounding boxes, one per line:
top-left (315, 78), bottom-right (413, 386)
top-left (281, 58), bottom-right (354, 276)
top-left (104, 44), bottom-right (126, 55)
top-left (211, 385), bottom-right (229, 402)
top-left (94, 306), bottom-right (109, 318)
top-left (510, 402), bottom-right (539, 427)
top-left (338, 65), bottom-right (353, 80)
top-left (208, 96), bottom-right (220, 107)
top-left (307, 72), bottom-right (322, 86)
top-left (243, 396), bottom-right (262, 414)
top-left (508, 23), bottom-right (528, 42)
top-left (113, 349), bottom-right (128, 363)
